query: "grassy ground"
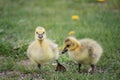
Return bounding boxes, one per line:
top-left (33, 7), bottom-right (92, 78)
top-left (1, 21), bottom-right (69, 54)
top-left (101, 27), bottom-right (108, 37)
top-left (0, 0), bottom-right (120, 80)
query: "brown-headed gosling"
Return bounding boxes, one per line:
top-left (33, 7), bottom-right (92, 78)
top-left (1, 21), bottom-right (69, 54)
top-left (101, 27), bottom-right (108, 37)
top-left (62, 37), bottom-right (103, 73)
top-left (27, 26), bottom-right (66, 72)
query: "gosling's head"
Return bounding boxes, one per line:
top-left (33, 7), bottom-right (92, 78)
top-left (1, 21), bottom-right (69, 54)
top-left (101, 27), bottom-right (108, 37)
top-left (62, 37), bottom-right (80, 54)
top-left (35, 26), bottom-right (46, 41)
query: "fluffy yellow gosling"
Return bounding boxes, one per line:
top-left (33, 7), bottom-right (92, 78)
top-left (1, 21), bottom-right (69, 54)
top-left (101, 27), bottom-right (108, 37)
top-left (62, 37), bottom-right (103, 73)
top-left (27, 26), bottom-right (66, 72)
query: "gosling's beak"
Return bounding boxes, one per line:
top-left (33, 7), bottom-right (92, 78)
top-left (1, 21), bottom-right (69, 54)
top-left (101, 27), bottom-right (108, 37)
top-left (62, 48), bottom-right (68, 54)
top-left (38, 34), bottom-right (43, 39)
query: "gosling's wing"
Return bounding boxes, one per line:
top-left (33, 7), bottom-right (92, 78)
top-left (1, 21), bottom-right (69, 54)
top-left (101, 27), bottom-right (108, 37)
top-left (88, 47), bottom-right (97, 58)
top-left (78, 39), bottom-right (96, 58)
top-left (79, 38), bottom-right (102, 58)
top-left (48, 39), bottom-right (58, 52)
top-left (47, 39), bottom-right (59, 59)
top-left (27, 41), bottom-right (35, 58)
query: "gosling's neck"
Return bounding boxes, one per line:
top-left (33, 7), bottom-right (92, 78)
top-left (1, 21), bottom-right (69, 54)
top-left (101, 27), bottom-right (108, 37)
top-left (36, 39), bottom-right (46, 47)
top-left (37, 39), bottom-right (44, 43)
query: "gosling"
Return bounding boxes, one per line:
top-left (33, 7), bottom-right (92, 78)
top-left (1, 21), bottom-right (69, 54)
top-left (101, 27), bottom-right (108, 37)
top-left (27, 26), bottom-right (66, 72)
top-left (62, 37), bottom-right (103, 73)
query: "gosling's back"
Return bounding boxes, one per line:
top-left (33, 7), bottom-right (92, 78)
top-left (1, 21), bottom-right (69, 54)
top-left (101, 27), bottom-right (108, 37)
top-left (79, 38), bottom-right (103, 64)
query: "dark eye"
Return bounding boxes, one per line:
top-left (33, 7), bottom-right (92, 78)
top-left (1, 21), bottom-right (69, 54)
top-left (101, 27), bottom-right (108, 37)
top-left (36, 32), bottom-right (38, 34)
top-left (66, 45), bottom-right (70, 47)
top-left (43, 32), bottom-right (45, 34)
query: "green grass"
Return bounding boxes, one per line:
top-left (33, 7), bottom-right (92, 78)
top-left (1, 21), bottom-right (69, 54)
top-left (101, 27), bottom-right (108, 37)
top-left (0, 0), bottom-right (120, 80)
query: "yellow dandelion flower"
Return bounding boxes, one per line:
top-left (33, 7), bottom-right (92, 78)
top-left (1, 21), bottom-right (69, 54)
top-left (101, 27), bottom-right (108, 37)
top-left (68, 31), bottom-right (75, 35)
top-left (72, 15), bottom-right (79, 20)
top-left (97, 0), bottom-right (105, 3)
